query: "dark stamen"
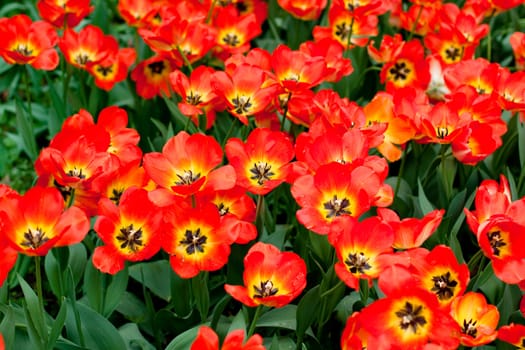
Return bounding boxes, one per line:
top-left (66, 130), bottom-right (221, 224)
top-left (21, 227), bottom-right (49, 249)
top-left (395, 302), bottom-right (427, 334)
top-left (345, 252), bottom-right (372, 274)
top-left (430, 271), bottom-right (458, 300)
top-left (253, 280), bottom-right (278, 298)
top-left (116, 224), bottom-right (144, 252)
top-left (323, 195), bottom-right (351, 218)
top-left (249, 162), bottom-right (274, 185)
top-left (389, 61), bottom-right (411, 81)
top-left (179, 228), bottom-right (207, 255)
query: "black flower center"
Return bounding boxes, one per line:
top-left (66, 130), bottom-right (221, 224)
top-left (67, 167), bottom-right (86, 179)
top-left (116, 224), bottom-right (144, 252)
top-left (347, 0), bottom-right (360, 11)
top-left (179, 228), bottom-right (207, 255)
top-left (148, 61), bottom-right (165, 75)
top-left (222, 33), bottom-right (240, 47)
top-left (436, 127), bottom-right (449, 139)
top-left (75, 53), bottom-right (90, 66)
top-left (323, 195), bottom-right (351, 218)
top-left (389, 61), bottom-right (411, 81)
top-left (54, 179), bottom-right (73, 202)
top-left (253, 280), bottom-right (278, 298)
top-left (175, 170), bottom-right (201, 186)
top-left (395, 302), bottom-right (427, 334)
top-left (96, 65), bottom-right (113, 77)
top-left (250, 161), bottom-right (275, 185)
top-left (461, 319), bottom-right (478, 338)
top-left (232, 95), bottom-right (252, 115)
top-left (217, 202), bottom-right (229, 216)
top-left (335, 22), bottom-right (352, 41)
top-left (488, 230), bottom-right (506, 256)
top-left (109, 188), bottom-right (124, 206)
top-left (21, 227), bottom-right (49, 249)
top-left (345, 252), bottom-right (371, 274)
top-left (15, 44), bottom-right (33, 56)
top-left (445, 46), bottom-right (462, 62)
top-left (430, 271), bottom-right (458, 300)
top-left (186, 91), bottom-right (202, 105)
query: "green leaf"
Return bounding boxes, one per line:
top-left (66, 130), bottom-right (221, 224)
top-left (0, 304), bottom-right (16, 349)
top-left (46, 245), bottom-right (87, 299)
top-left (171, 272), bottom-right (193, 318)
top-left (119, 323), bottom-right (156, 350)
top-left (129, 260), bottom-right (172, 302)
top-left (104, 267), bottom-right (129, 317)
top-left (54, 339), bottom-right (90, 350)
top-left (14, 98), bottom-right (38, 161)
top-left (116, 292), bottom-right (148, 323)
top-left (228, 308), bottom-right (247, 333)
top-left (417, 179), bottom-right (435, 215)
top-left (17, 274), bottom-right (47, 344)
top-left (496, 284), bottom-right (523, 325)
top-left (65, 302), bottom-right (126, 350)
top-left (47, 298), bottom-right (68, 350)
top-left (43, 73), bottom-right (66, 135)
top-left (265, 336), bottom-right (296, 350)
top-left (296, 286), bottom-right (320, 344)
top-left (162, 96), bottom-right (198, 133)
top-left (22, 305), bottom-right (45, 350)
top-left (257, 305), bottom-right (297, 331)
top-left (84, 259), bottom-right (129, 317)
top-left (260, 224), bottom-right (289, 250)
top-left (210, 294), bottom-right (231, 330)
top-left (164, 325), bottom-right (200, 350)
top-left (192, 272), bottom-right (210, 322)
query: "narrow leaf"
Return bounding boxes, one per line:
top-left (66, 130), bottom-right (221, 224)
top-left (47, 298), bottom-right (68, 350)
top-left (65, 302), bottom-right (126, 350)
top-left (296, 285), bottom-right (320, 344)
top-left (17, 274), bottom-right (47, 343)
top-left (103, 267), bottom-right (129, 317)
top-left (417, 179), bottom-right (434, 215)
top-left (14, 98), bottom-right (38, 161)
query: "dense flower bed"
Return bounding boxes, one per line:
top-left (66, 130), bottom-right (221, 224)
top-left (0, 0), bottom-right (524, 349)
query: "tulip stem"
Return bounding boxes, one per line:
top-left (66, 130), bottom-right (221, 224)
top-left (35, 256), bottom-right (45, 318)
top-left (255, 195), bottom-right (265, 235)
top-left (247, 305), bottom-right (263, 337)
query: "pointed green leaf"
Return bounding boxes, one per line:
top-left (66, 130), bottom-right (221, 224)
top-left (47, 298), bottom-right (68, 350)
top-left (129, 260), bottom-right (172, 302)
top-left (116, 292), bottom-right (148, 323)
top-left (119, 323), bottom-right (156, 350)
top-left (103, 267), bottom-right (129, 317)
top-left (14, 98), bottom-right (38, 161)
top-left (192, 272), bottom-right (210, 322)
top-left (228, 308), bottom-right (247, 333)
top-left (162, 96), bottom-right (198, 133)
top-left (65, 302), bottom-right (126, 350)
top-left (296, 285), bottom-right (320, 344)
top-left (0, 304), bottom-right (16, 349)
top-left (17, 274), bottom-right (46, 343)
top-left (22, 303), bottom-right (46, 350)
top-left (417, 179), bottom-right (435, 215)
top-left (164, 325), bottom-right (200, 350)
top-left (257, 305), bottom-right (297, 331)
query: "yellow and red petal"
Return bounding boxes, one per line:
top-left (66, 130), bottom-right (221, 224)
top-left (53, 206), bottom-right (90, 247)
top-left (226, 242), bottom-right (306, 308)
top-left (92, 245), bottom-right (126, 275)
top-left (450, 292), bottom-right (499, 347)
